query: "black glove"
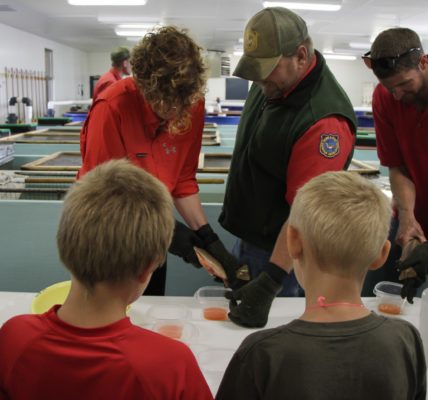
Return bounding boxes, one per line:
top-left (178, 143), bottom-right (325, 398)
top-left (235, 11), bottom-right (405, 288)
top-left (396, 242), bottom-right (428, 304)
top-left (168, 220), bottom-right (204, 268)
top-left (225, 262), bottom-right (286, 328)
top-left (196, 224), bottom-right (247, 288)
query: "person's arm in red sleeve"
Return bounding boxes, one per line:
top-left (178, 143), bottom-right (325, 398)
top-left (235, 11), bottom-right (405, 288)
top-left (285, 115), bottom-right (355, 205)
top-left (173, 100), bottom-right (208, 228)
top-left (173, 100), bottom-right (205, 198)
top-left (270, 115), bottom-right (354, 270)
top-left (79, 100), bottom-right (126, 178)
top-left (372, 85), bottom-right (426, 245)
top-left (171, 100), bottom-right (243, 285)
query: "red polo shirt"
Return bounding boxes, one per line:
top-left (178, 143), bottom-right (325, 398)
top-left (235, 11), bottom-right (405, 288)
top-left (373, 83), bottom-right (428, 235)
top-left (92, 68), bottom-right (122, 101)
top-left (79, 77), bottom-right (204, 198)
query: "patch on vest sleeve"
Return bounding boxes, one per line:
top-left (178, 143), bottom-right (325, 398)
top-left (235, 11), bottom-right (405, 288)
top-left (319, 134), bottom-right (340, 158)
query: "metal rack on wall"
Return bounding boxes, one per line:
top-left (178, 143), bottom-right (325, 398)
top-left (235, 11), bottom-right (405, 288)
top-left (1, 67), bottom-right (47, 122)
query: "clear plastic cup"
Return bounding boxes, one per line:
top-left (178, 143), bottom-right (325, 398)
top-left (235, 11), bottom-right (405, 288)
top-left (145, 304), bottom-right (190, 323)
top-left (373, 281), bottom-right (404, 315)
top-left (151, 319), bottom-right (198, 343)
top-left (194, 286), bottom-right (231, 321)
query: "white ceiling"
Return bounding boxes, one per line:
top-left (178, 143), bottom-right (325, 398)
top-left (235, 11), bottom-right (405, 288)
top-left (1, 0), bottom-right (428, 55)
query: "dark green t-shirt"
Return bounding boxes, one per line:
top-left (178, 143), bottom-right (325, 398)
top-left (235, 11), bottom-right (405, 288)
top-left (216, 313), bottom-right (426, 400)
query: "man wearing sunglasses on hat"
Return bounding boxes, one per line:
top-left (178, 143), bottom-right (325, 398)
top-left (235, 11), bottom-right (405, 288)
top-left (363, 28), bottom-right (428, 303)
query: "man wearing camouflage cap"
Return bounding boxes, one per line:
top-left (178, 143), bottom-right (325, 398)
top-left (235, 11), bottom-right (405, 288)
top-left (92, 47), bottom-right (131, 101)
top-left (219, 7), bottom-right (357, 327)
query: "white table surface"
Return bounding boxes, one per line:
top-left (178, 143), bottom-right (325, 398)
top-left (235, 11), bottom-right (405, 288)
top-left (0, 293), bottom-right (423, 396)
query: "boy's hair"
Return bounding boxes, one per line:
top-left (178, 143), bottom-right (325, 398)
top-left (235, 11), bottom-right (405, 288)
top-left (130, 25), bottom-right (206, 135)
top-left (57, 159), bottom-right (174, 287)
top-left (288, 171), bottom-right (392, 276)
top-left (371, 28), bottom-right (423, 79)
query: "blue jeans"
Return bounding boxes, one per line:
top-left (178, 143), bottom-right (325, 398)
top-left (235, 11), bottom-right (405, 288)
top-left (232, 239), bottom-right (304, 297)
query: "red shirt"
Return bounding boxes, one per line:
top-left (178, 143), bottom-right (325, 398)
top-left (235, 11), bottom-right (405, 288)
top-left (0, 306), bottom-right (213, 400)
top-left (79, 77), bottom-right (205, 198)
top-left (286, 116), bottom-right (355, 204)
top-left (92, 67), bottom-right (122, 101)
top-left (373, 83), bottom-right (428, 235)
top-left (283, 54), bottom-right (355, 204)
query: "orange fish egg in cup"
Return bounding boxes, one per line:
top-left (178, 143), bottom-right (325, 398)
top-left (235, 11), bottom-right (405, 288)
top-left (194, 286), bottom-right (231, 321)
top-left (373, 281), bottom-right (405, 316)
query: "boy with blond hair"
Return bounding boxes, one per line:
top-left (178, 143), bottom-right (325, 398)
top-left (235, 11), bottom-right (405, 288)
top-left (217, 171), bottom-right (426, 400)
top-left (0, 159), bottom-right (213, 400)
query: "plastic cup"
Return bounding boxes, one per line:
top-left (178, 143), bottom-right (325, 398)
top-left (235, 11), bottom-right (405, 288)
top-left (145, 304), bottom-right (190, 322)
top-left (373, 281), bottom-right (404, 315)
top-left (194, 286), bottom-right (231, 321)
top-left (152, 319), bottom-right (198, 343)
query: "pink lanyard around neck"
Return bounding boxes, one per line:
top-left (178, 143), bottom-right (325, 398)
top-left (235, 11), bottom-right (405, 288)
top-left (306, 296), bottom-right (364, 309)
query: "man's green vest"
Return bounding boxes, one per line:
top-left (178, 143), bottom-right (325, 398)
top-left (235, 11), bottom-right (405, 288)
top-left (219, 52), bottom-right (357, 252)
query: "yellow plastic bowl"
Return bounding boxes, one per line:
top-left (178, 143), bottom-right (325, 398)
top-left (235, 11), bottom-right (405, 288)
top-left (31, 280), bottom-right (71, 314)
top-left (31, 280), bottom-right (132, 314)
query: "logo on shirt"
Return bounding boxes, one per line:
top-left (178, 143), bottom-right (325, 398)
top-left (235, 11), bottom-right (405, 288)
top-left (319, 134), bottom-right (340, 158)
top-left (162, 143), bottom-right (176, 155)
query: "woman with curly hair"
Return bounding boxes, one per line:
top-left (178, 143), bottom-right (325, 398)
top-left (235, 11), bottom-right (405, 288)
top-left (79, 26), bottom-right (242, 295)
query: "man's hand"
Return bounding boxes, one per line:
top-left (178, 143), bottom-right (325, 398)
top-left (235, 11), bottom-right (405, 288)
top-left (196, 224), bottom-right (248, 288)
top-left (396, 214), bottom-right (426, 247)
top-left (225, 263), bottom-right (286, 328)
top-left (168, 221), bottom-right (204, 268)
top-left (396, 242), bottom-right (428, 303)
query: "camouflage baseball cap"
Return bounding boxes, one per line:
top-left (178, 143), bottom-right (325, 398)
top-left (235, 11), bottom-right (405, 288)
top-left (233, 7), bottom-right (309, 81)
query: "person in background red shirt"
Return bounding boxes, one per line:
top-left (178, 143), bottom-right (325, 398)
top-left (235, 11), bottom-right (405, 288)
top-left (80, 26), bottom-right (243, 296)
top-left (92, 46), bottom-right (131, 101)
top-left (363, 27), bottom-right (428, 302)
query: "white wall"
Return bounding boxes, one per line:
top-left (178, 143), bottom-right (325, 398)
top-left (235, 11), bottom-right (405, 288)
top-left (87, 52), bottom-right (111, 77)
top-left (326, 59), bottom-right (379, 107)
top-left (0, 23), bottom-right (89, 121)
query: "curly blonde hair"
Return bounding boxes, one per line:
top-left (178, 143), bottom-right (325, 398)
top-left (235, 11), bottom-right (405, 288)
top-left (131, 26), bottom-right (206, 134)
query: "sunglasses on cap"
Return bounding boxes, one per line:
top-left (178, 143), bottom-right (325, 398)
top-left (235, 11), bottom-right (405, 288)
top-left (362, 47), bottom-right (421, 70)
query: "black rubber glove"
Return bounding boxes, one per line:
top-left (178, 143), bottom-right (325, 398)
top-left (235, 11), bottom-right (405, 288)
top-left (195, 224), bottom-right (246, 288)
top-left (168, 220), bottom-right (204, 268)
top-left (397, 242), bottom-right (428, 304)
top-left (225, 262), bottom-right (286, 328)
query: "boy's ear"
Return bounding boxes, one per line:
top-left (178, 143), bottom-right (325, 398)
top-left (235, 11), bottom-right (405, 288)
top-left (137, 260), bottom-right (159, 284)
top-left (368, 240), bottom-right (391, 270)
top-left (287, 225), bottom-right (303, 259)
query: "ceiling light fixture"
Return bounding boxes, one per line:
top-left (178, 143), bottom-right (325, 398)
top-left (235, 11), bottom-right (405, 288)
top-left (263, 1), bottom-right (341, 11)
top-left (68, 0), bottom-right (146, 5)
top-left (115, 29), bottom-right (148, 37)
top-left (323, 53), bottom-right (356, 61)
top-left (117, 23), bottom-right (159, 29)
